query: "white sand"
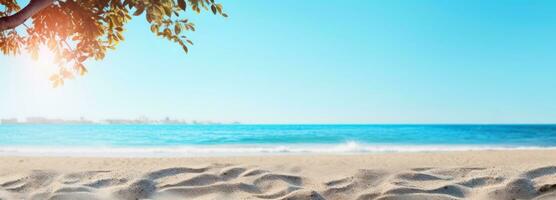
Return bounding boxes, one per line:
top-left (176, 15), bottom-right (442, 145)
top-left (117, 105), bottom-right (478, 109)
top-left (1, 150), bottom-right (556, 199)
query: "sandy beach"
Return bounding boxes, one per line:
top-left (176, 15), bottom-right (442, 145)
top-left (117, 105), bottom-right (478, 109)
top-left (0, 150), bottom-right (554, 199)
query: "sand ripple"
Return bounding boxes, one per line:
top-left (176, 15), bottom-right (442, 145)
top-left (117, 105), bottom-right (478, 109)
top-left (1, 165), bottom-right (556, 199)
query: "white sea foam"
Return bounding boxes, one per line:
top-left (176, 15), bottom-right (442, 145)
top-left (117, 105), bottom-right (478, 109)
top-left (0, 141), bottom-right (554, 157)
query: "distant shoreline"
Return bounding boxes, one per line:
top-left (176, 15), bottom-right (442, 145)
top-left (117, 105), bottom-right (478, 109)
top-left (0, 117), bottom-right (241, 125)
top-left (2, 123), bottom-right (555, 125)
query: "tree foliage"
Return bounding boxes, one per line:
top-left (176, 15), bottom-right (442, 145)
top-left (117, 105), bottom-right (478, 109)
top-left (0, 0), bottom-right (227, 86)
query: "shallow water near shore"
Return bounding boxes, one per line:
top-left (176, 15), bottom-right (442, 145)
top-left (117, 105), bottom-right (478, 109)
top-left (0, 124), bottom-right (555, 156)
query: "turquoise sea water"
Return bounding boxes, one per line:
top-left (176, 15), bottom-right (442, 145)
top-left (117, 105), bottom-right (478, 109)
top-left (0, 125), bottom-right (555, 156)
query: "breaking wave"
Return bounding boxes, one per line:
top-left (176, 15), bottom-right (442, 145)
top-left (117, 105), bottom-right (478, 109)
top-left (0, 141), bottom-right (554, 157)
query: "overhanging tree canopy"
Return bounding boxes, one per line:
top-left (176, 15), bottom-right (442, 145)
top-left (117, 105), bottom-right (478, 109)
top-left (0, 0), bottom-right (227, 86)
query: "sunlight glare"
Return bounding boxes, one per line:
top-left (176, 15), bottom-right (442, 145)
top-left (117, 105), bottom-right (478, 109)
top-left (18, 45), bottom-right (62, 90)
top-left (32, 46), bottom-right (58, 76)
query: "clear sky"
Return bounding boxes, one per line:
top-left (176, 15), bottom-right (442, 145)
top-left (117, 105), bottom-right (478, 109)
top-left (1, 0), bottom-right (556, 124)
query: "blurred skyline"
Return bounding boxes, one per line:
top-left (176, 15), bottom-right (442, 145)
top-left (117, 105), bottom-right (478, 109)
top-left (1, 0), bottom-right (556, 124)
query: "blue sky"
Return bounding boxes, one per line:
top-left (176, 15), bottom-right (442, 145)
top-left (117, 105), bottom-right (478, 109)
top-left (1, 0), bottom-right (556, 123)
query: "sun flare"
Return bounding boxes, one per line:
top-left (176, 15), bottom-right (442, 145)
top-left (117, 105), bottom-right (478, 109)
top-left (30, 46), bottom-right (59, 77)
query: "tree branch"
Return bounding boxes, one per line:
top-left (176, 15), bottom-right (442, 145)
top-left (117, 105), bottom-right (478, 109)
top-left (0, 0), bottom-right (54, 31)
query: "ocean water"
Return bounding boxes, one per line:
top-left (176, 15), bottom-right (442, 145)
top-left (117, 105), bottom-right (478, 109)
top-left (0, 124), bottom-right (555, 156)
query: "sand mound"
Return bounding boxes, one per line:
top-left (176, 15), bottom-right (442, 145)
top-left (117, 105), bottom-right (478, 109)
top-left (1, 165), bottom-right (555, 200)
top-left (1, 152), bottom-right (556, 199)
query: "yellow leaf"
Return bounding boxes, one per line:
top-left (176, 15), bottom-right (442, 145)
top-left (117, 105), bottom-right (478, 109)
top-left (49, 74), bottom-right (59, 82)
top-left (47, 39), bottom-right (56, 49)
top-left (174, 24), bottom-right (181, 34)
top-left (31, 49), bottom-right (38, 60)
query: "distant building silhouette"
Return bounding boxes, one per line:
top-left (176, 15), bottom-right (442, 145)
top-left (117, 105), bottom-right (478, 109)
top-left (0, 116), bottom-right (238, 125)
top-left (0, 118), bottom-right (18, 124)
